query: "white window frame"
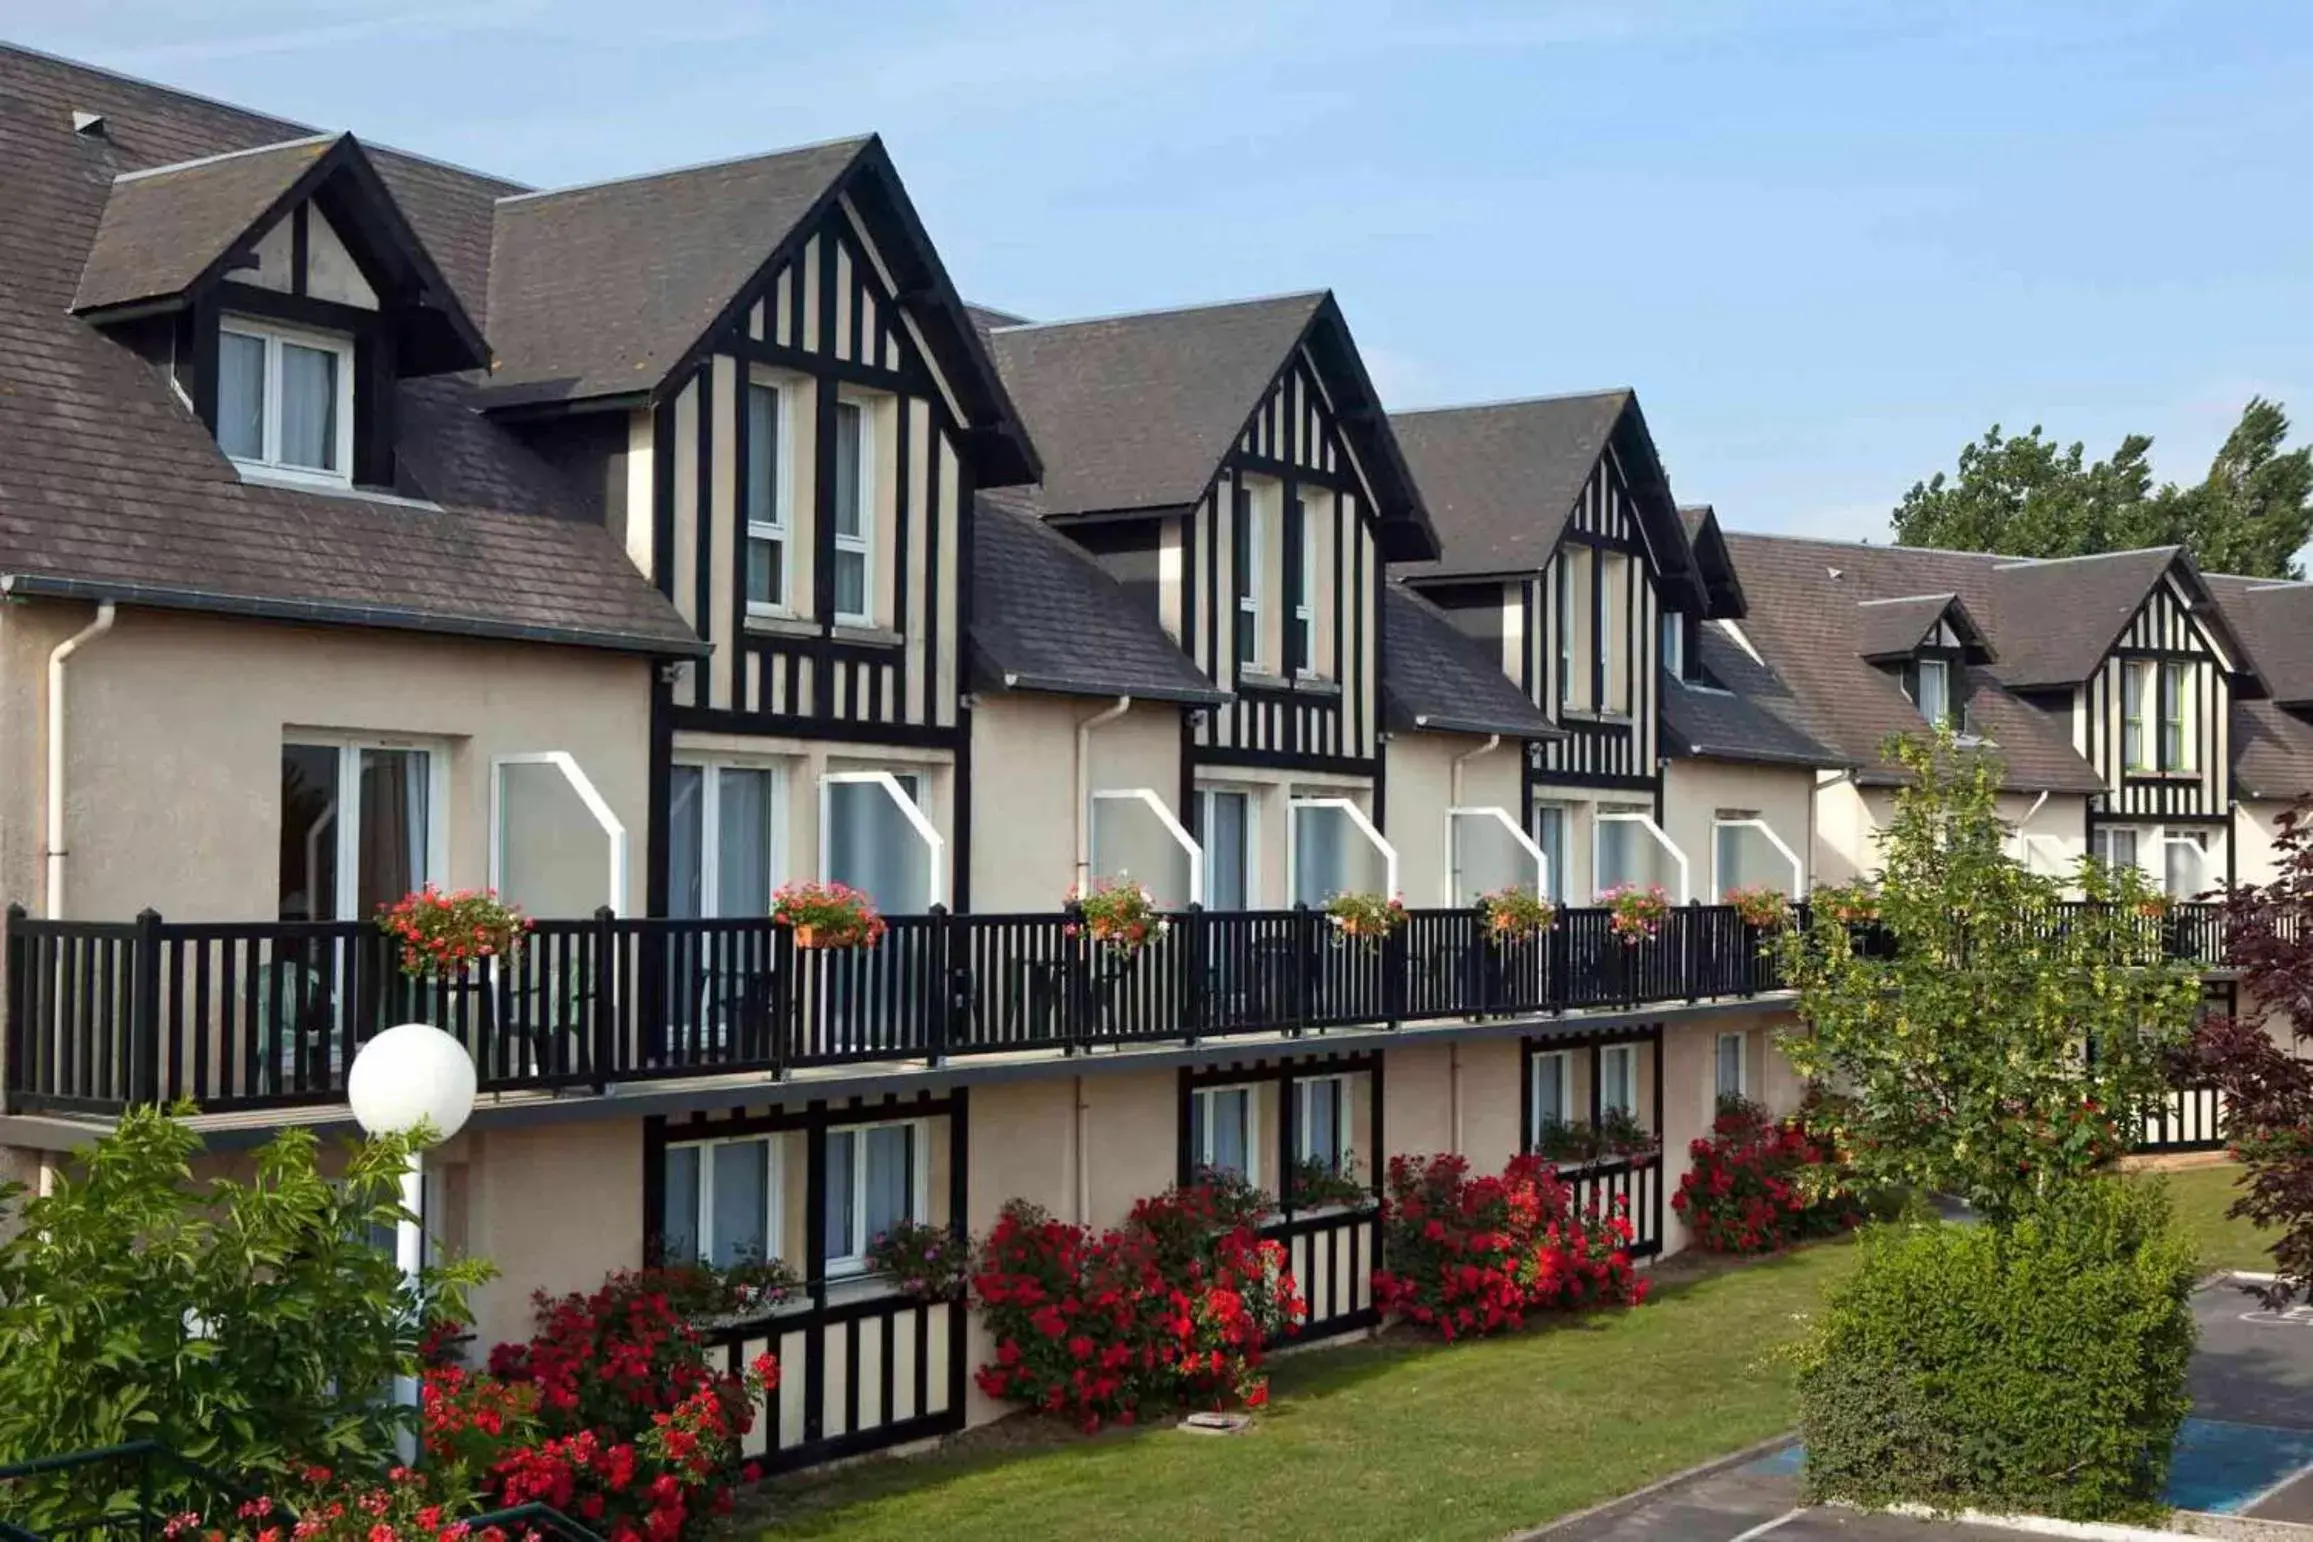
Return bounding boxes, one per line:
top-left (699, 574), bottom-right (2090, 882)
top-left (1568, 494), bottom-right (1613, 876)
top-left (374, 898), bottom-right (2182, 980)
top-left (2160, 660), bottom-right (2193, 772)
top-left (1554, 554), bottom-right (1577, 705)
top-left (1292, 497), bottom-right (1318, 679)
top-left (825, 1117), bottom-right (929, 1277)
top-left (1600, 1043), bottom-right (1639, 1119)
top-left (818, 769), bottom-right (945, 909)
top-left (832, 396), bottom-right (875, 626)
top-left (1089, 787), bottom-right (1204, 904)
top-left (1529, 1049), bottom-right (1573, 1136)
top-left (1191, 1083), bottom-right (1261, 1187)
top-left (1531, 801), bottom-right (1569, 904)
top-left (491, 751), bottom-right (630, 914)
top-left (1294, 1074), bottom-right (1352, 1167)
top-left (1237, 487), bottom-right (1267, 671)
top-left (1198, 785), bottom-right (1261, 909)
top-left (1913, 658), bottom-right (1951, 728)
top-left (665, 1132), bottom-right (783, 1269)
top-left (670, 759), bottom-right (789, 918)
top-left (1599, 550), bottom-right (1631, 715)
top-left (744, 380), bottom-right (794, 618)
top-left (1711, 814), bottom-right (1806, 899)
top-left (220, 315), bottom-right (356, 485)
top-left (2094, 824), bottom-right (2143, 878)
top-left (1659, 608), bottom-right (1684, 679)
top-left (1593, 807), bottom-right (1693, 903)
top-left (282, 735), bottom-right (449, 920)
top-left (1714, 1032), bottom-right (1748, 1101)
top-left (2123, 659), bottom-right (2155, 771)
top-left (1287, 795), bottom-right (1400, 903)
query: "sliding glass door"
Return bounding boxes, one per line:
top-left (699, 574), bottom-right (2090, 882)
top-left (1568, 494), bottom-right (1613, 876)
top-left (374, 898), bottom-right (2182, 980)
top-left (278, 742), bottom-right (438, 922)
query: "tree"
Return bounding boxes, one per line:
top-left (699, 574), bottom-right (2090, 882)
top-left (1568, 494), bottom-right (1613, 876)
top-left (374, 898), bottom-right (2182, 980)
top-left (1778, 731), bottom-right (2206, 1220)
top-left (0, 1107), bottom-right (492, 1527)
top-left (2176, 801), bottom-right (2313, 1308)
top-left (1892, 398), bottom-right (2313, 578)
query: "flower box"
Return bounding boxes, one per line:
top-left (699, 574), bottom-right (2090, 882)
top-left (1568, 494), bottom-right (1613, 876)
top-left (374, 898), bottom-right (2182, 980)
top-left (773, 881), bottom-right (885, 950)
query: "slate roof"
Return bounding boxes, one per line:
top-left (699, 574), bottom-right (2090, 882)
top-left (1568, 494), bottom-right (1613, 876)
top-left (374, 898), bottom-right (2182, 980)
top-left (2230, 699), bottom-right (2313, 802)
top-left (986, 292), bottom-right (1436, 560)
top-left (69, 134), bottom-right (335, 311)
top-left (1853, 593), bottom-right (1988, 662)
top-left (1987, 546), bottom-right (2190, 689)
top-left (969, 490), bottom-right (1227, 705)
top-left (1660, 626), bottom-right (1839, 768)
top-left (483, 139), bottom-right (868, 404)
top-left (1719, 533), bottom-right (2107, 791)
top-left (0, 43), bottom-right (702, 655)
top-left (1380, 585), bottom-right (1561, 740)
top-left (2207, 575), bottom-right (2313, 707)
top-left (1390, 392), bottom-right (1630, 580)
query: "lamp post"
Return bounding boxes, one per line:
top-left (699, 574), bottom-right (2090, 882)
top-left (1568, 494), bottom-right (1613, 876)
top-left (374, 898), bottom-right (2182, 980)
top-left (348, 1022), bottom-right (478, 1462)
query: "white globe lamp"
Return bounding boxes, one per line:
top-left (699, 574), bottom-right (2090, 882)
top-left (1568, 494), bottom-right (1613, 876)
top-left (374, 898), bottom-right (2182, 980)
top-left (349, 1021), bottom-right (477, 1461)
top-left (349, 1022), bottom-right (478, 1144)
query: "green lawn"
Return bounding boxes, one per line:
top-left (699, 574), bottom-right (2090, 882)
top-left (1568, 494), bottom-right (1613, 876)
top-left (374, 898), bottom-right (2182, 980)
top-left (745, 1242), bottom-right (1859, 1542)
top-left (2151, 1161), bottom-right (2277, 1274)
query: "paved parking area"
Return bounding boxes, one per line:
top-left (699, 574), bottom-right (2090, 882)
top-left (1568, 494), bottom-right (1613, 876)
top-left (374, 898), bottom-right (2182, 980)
top-left (1532, 1277), bottom-right (2313, 1541)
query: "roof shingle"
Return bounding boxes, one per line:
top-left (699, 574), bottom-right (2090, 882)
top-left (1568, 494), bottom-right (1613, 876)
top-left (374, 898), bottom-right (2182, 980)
top-left (1381, 585), bottom-right (1561, 740)
top-left (70, 134), bottom-right (335, 313)
top-left (1390, 392), bottom-right (1629, 579)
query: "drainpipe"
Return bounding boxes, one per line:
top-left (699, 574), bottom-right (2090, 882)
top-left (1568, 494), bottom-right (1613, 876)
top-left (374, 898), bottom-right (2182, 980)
top-left (46, 603), bottom-right (117, 918)
top-left (1074, 697), bottom-right (1131, 888)
top-left (1073, 1074), bottom-right (1091, 1226)
top-left (1449, 1043), bottom-right (1464, 1155)
top-left (1448, 735), bottom-right (1501, 906)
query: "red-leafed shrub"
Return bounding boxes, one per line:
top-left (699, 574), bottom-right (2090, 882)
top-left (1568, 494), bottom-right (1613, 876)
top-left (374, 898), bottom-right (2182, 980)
top-left (971, 1178), bottom-right (1303, 1432)
top-left (1672, 1098), bottom-right (1864, 1255)
top-left (1370, 1153), bottom-right (1648, 1339)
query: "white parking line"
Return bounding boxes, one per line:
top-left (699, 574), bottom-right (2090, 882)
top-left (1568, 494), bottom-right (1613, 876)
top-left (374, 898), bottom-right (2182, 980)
top-left (1726, 1511), bottom-right (1804, 1541)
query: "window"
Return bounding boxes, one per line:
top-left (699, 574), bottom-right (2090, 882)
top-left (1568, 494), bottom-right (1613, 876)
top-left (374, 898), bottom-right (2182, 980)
top-left (1714, 1032), bottom-right (1747, 1101)
top-left (1531, 803), bottom-right (1568, 903)
top-left (1295, 1075), bottom-right (1350, 1172)
top-left (1200, 787), bottom-right (1255, 909)
top-left (822, 771), bottom-right (928, 914)
top-left (1600, 552), bottom-right (1630, 713)
top-left (219, 317), bottom-right (354, 481)
top-left (2160, 661), bottom-right (2192, 771)
top-left (1290, 497), bottom-right (1317, 676)
top-left (1660, 609), bottom-right (1684, 679)
top-left (279, 742), bottom-right (437, 922)
top-left (1913, 658), bottom-right (1951, 728)
top-left (826, 1120), bottom-right (921, 1274)
top-left (1233, 484), bottom-right (1264, 670)
top-left (1555, 553), bottom-right (1577, 705)
top-left (1529, 1050), bottom-right (1572, 1136)
top-left (2095, 826), bottom-right (2140, 876)
top-left (1599, 1043), bottom-right (1639, 1119)
top-left (2164, 832), bottom-right (2210, 900)
top-left (2123, 660), bottom-right (2155, 771)
top-left (668, 762), bottom-right (782, 918)
top-left (744, 382), bottom-right (790, 615)
top-left (1190, 1085), bottom-right (1258, 1185)
top-left (832, 399), bottom-right (872, 623)
top-left (663, 1135), bottom-right (778, 1269)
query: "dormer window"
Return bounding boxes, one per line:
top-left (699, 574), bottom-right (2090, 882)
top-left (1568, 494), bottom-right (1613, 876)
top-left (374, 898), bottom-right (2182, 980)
top-left (744, 381), bottom-right (791, 615)
top-left (1660, 608), bottom-right (1685, 679)
top-left (832, 398), bottom-right (873, 624)
top-left (1912, 657), bottom-right (1951, 727)
top-left (218, 317), bottom-right (354, 483)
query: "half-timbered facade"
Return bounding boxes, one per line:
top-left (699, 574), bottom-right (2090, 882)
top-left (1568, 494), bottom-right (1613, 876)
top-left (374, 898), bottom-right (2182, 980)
top-left (1390, 392), bottom-right (1707, 901)
top-left (479, 139), bottom-right (1039, 918)
top-left (985, 293), bottom-right (1436, 908)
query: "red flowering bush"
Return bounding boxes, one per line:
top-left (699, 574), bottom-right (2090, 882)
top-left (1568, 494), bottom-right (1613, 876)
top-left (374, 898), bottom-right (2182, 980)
top-left (1370, 1153), bottom-right (1649, 1339)
top-left (1672, 1098), bottom-right (1865, 1255)
top-left (971, 1179), bottom-right (1303, 1432)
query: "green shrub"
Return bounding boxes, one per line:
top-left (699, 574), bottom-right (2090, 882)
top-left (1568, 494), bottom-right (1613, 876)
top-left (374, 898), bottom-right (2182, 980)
top-left (0, 1106), bottom-right (491, 1529)
top-left (1797, 1178), bottom-right (2198, 1522)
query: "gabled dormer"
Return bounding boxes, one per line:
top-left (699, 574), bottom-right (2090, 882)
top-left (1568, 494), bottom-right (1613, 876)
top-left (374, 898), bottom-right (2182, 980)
top-left (475, 136), bottom-right (1037, 743)
top-left (71, 132), bottom-right (485, 493)
top-left (1854, 592), bottom-right (1995, 731)
top-left (1391, 390), bottom-right (1703, 789)
top-left (987, 291), bottom-right (1433, 775)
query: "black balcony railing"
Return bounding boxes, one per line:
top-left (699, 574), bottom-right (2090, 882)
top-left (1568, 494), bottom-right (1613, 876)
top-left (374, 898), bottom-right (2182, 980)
top-left (0, 900), bottom-right (2231, 1119)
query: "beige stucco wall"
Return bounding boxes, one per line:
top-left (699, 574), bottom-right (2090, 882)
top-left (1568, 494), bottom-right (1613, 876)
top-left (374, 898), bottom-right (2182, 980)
top-left (456, 1119), bottom-right (645, 1351)
top-left (968, 695), bottom-right (1188, 911)
top-left (1811, 777), bottom-right (2089, 890)
top-left (1661, 759), bottom-right (1813, 901)
top-left (1384, 733), bottom-right (1527, 907)
top-left (0, 600), bottom-right (654, 921)
top-left (2236, 800), bottom-right (2290, 889)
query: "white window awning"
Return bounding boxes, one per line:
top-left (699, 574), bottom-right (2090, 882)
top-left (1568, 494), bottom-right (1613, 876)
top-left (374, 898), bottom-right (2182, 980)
top-left (1446, 805), bottom-right (1548, 906)
top-left (1090, 788), bottom-right (1205, 906)
top-left (1712, 815), bottom-right (1805, 897)
top-left (490, 751), bottom-right (629, 914)
top-left (1595, 809), bottom-right (1692, 903)
top-left (1289, 797), bottom-right (1399, 901)
top-left (821, 770), bottom-right (947, 910)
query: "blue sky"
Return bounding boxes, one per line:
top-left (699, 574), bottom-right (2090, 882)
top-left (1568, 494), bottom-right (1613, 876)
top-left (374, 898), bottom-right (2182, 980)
top-left (13, 0), bottom-right (2312, 539)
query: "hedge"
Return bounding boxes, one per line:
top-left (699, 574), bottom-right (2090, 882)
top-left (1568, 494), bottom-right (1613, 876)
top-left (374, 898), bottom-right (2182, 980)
top-left (1796, 1178), bottom-right (2198, 1523)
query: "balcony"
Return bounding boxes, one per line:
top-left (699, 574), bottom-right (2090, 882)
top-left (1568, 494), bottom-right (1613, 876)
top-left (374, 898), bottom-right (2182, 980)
top-left (0, 900), bottom-right (2230, 1120)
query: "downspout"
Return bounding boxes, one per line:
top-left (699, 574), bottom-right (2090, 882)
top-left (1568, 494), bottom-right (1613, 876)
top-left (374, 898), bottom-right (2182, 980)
top-left (46, 603), bottom-right (117, 918)
top-left (1074, 697), bottom-right (1132, 888)
top-left (1447, 734), bottom-right (1501, 905)
top-left (1073, 1074), bottom-right (1090, 1226)
top-left (1449, 1043), bottom-right (1464, 1155)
